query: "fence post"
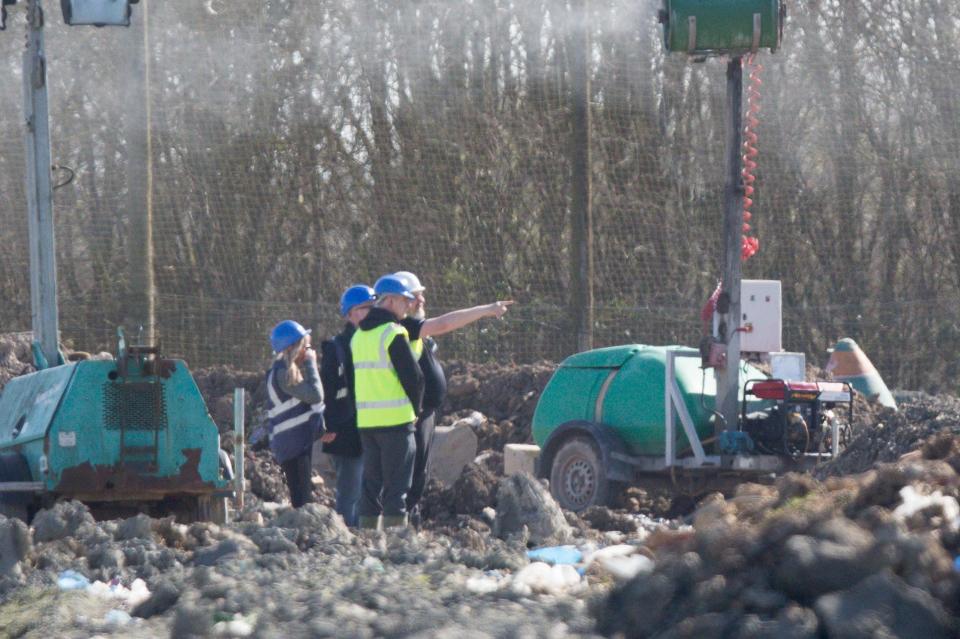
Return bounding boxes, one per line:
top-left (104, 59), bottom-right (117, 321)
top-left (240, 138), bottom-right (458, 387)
top-left (570, 0), bottom-right (594, 353)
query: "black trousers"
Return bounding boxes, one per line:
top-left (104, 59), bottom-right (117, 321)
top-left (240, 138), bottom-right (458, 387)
top-left (359, 426), bottom-right (416, 517)
top-left (280, 449), bottom-right (315, 508)
top-left (406, 410), bottom-right (436, 510)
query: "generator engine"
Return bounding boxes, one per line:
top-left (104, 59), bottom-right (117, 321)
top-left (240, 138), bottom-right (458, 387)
top-left (739, 380), bottom-right (853, 459)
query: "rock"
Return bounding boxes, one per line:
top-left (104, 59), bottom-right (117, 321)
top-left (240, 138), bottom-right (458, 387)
top-left (273, 503), bottom-right (352, 545)
top-left (133, 578), bottom-right (181, 618)
top-left (31, 500), bottom-right (95, 542)
top-left (171, 602), bottom-right (213, 638)
top-left (494, 473), bottom-right (572, 545)
top-left (774, 518), bottom-right (889, 599)
top-left (0, 517), bottom-right (30, 578)
top-left (814, 571), bottom-right (956, 639)
top-left (774, 535), bottom-right (879, 600)
top-left (193, 537), bottom-right (256, 567)
top-left (249, 527), bottom-right (298, 554)
top-left (429, 418), bottom-right (479, 486)
top-left (733, 606), bottom-right (819, 639)
top-left (116, 514), bottom-right (155, 541)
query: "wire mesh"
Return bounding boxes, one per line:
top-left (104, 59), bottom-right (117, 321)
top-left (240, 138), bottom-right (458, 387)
top-left (0, 0), bottom-right (958, 394)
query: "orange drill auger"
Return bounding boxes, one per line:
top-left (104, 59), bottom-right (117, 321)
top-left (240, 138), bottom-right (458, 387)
top-left (741, 54), bottom-right (762, 261)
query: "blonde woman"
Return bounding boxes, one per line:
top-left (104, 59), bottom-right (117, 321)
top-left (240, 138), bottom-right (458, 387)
top-left (266, 320), bottom-right (325, 507)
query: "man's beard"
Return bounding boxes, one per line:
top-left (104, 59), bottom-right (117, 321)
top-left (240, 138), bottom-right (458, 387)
top-left (413, 306), bottom-right (426, 321)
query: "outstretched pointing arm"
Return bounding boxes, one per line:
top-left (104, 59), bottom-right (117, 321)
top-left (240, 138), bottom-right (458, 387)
top-left (420, 301), bottom-right (514, 338)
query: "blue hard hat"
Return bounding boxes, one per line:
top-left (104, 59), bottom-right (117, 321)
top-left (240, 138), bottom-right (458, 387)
top-left (374, 274), bottom-right (416, 300)
top-left (340, 284), bottom-right (376, 316)
top-left (393, 271), bottom-right (425, 293)
top-left (269, 320), bottom-right (310, 353)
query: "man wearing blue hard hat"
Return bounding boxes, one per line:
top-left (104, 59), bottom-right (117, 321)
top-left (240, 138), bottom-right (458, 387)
top-left (264, 320), bottom-right (325, 508)
top-left (317, 284), bottom-right (376, 527)
top-left (392, 270), bottom-right (513, 523)
top-left (351, 274), bottom-right (425, 529)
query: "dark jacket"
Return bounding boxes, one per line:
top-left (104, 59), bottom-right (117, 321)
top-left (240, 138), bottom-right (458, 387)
top-left (357, 307), bottom-right (424, 428)
top-left (265, 357), bottom-right (324, 463)
top-left (400, 317), bottom-right (447, 413)
top-left (319, 324), bottom-right (361, 457)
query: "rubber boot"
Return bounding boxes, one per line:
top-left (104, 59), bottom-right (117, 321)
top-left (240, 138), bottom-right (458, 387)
top-left (358, 515), bottom-right (381, 531)
top-left (381, 514), bottom-right (408, 529)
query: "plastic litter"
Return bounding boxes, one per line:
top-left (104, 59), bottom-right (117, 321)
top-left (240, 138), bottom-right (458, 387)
top-left (57, 570), bottom-right (91, 591)
top-left (87, 577), bottom-right (151, 606)
top-left (892, 485), bottom-right (960, 531)
top-left (213, 615), bottom-right (255, 637)
top-left (954, 556), bottom-right (960, 573)
top-left (465, 575), bottom-right (502, 594)
top-left (527, 545), bottom-right (582, 566)
top-left (361, 556), bottom-right (384, 571)
top-left (104, 609), bottom-right (133, 626)
top-left (581, 544), bottom-right (655, 580)
top-left (511, 561), bottom-right (581, 596)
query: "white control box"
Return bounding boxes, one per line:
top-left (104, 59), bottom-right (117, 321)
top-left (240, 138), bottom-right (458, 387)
top-left (740, 280), bottom-right (782, 353)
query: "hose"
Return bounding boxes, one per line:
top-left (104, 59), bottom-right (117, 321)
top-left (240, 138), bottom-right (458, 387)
top-left (741, 54), bottom-right (762, 261)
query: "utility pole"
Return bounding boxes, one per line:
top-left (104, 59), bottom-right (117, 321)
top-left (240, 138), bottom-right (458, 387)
top-left (23, 0), bottom-right (60, 368)
top-left (715, 58), bottom-right (744, 436)
top-left (125, 0), bottom-right (155, 344)
top-left (570, 0), bottom-right (594, 352)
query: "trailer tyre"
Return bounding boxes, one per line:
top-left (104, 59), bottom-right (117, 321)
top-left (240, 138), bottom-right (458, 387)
top-left (549, 436), bottom-right (613, 512)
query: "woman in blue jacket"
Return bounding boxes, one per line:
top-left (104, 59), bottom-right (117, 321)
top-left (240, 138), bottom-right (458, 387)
top-left (266, 320), bottom-right (325, 508)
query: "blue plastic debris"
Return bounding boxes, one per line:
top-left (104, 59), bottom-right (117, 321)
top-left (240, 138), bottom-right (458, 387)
top-left (527, 546), bottom-right (582, 566)
top-left (57, 569), bottom-right (90, 591)
top-left (954, 556), bottom-right (960, 573)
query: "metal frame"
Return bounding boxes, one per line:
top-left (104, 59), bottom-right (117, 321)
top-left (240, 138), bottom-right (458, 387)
top-left (664, 349), bottom-right (715, 468)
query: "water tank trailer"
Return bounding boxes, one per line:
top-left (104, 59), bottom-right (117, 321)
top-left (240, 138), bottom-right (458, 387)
top-left (532, 345), bottom-right (853, 511)
top-left (0, 332), bottom-right (233, 522)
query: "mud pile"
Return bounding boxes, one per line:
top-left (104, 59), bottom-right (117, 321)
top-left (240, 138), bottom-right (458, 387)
top-left (817, 393), bottom-right (960, 478)
top-left (0, 333), bottom-right (36, 392)
top-left (597, 432), bottom-right (960, 638)
top-left (440, 360), bottom-right (555, 449)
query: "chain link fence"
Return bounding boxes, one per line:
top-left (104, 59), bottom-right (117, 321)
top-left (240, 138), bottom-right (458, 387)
top-left (0, 0), bottom-right (958, 393)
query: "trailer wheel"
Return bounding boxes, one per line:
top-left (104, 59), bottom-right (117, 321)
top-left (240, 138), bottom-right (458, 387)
top-left (549, 436), bottom-right (613, 512)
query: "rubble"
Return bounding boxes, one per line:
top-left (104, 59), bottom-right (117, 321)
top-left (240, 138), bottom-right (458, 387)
top-left (595, 439), bottom-right (960, 638)
top-left (2, 354), bottom-right (960, 636)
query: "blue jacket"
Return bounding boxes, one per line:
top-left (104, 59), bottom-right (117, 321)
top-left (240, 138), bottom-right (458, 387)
top-left (265, 358), bottom-right (324, 463)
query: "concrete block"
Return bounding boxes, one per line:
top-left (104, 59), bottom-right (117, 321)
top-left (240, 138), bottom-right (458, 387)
top-left (504, 444), bottom-right (541, 477)
top-left (428, 419), bottom-right (479, 486)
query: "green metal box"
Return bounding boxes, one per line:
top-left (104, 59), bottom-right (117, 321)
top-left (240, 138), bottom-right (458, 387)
top-left (0, 351), bottom-right (227, 503)
top-left (661, 0), bottom-right (784, 55)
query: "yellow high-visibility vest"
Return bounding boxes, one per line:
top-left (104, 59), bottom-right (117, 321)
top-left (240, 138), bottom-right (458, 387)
top-left (351, 322), bottom-right (416, 428)
top-left (409, 337), bottom-right (424, 359)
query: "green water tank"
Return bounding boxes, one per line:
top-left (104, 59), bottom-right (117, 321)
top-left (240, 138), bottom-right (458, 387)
top-left (532, 344), bottom-right (765, 456)
top-left (660, 0), bottom-right (784, 55)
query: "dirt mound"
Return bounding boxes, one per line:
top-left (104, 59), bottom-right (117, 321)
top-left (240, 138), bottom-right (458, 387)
top-left (440, 360), bottom-right (555, 448)
top-left (0, 333), bottom-right (36, 392)
top-left (597, 440), bottom-right (960, 637)
top-left (191, 365), bottom-right (267, 434)
top-left (816, 393), bottom-right (960, 478)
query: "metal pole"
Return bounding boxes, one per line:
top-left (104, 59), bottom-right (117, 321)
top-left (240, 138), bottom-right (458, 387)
top-left (570, 0), bottom-right (594, 352)
top-left (716, 57), bottom-right (744, 437)
top-left (125, 0), bottom-right (155, 344)
top-left (23, 0), bottom-right (60, 368)
top-left (233, 388), bottom-right (245, 512)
